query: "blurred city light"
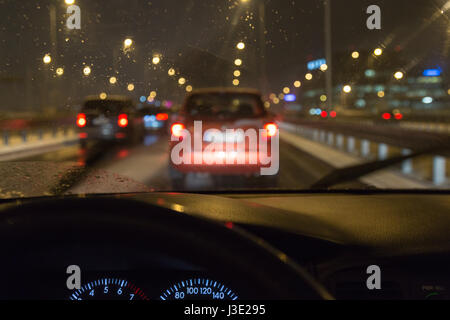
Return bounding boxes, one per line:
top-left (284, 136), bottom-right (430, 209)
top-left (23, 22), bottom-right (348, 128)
top-left (124, 38), bottom-right (133, 48)
top-left (65, 0), bottom-right (75, 5)
top-left (284, 94), bottom-right (296, 102)
top-left (283, 87), bottom-right (290, 94)
top-left (178, 77), bottom-right (186, 85)
top-left (56, 67), bottom-right (64, 76)
top-left (186, 85), bottom-right (193, 92)
top-left (168, 68), bottom-right (175, 76)
top-left (351, 51), bottom-right (360, 59)
top-left (109, 76), bottom-right (117, 84)
top-left (152, 55), bottom-right (161, 65)
top-left (394, 71), bottom-right (404, 80)
top-left (43, 54), bottom-right (51, 64)
top-left (99, 92), bottom-right (107, 100)
top-left (343, 85), bottom-right (352, 93)
top-left (423, 68), bottom-right (441, 77)
top-left (374, 48), bottom-right (383, 56)
top-left (320, 94), bottom-right (327, 102)
top-left (234, 59), bottom-right (242, 66)
top-left (236, 42), bottom-right (245, 50)
top-left (232, 79), bottom-right (240, 86)
top-left (127, 83), bottom-right (135, 91)
top-left (234, 70), bottom-right (241, 77)
top-left (294, 80), bottom-right (301, 88)
top-left (83, 66), bottom-right (91, 76)
top-left (422, 96), bottom-right (433, 104)
top-left (305, 73), bottom-right (313, 80)
top-left (320, 64), bottom-right (328, 71)
top-left (377, 91), bottom-right (385, 98)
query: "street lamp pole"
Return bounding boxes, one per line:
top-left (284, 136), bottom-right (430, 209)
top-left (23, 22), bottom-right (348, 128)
top-left (258, 1), bottom-right (269, 95)
top-left (324, 0), bottom-right (333, 110)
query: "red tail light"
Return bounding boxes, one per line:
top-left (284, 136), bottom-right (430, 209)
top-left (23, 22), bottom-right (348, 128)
top-left (77, 113), bottom-right (86, 128)
top-left (394, 113), bottom-right (403, 120)
top-left (118, 114), bottom-right (128, 127)
top-left (264, 123), bottom-right (278, 137)
top-left (382, 113), bottom-right (391, 120)
top-left (171, 123), bottom-right (185, 137)
top-left (330, 111), bottom-right (337, 118)
top-left (156, 113), bottom-right (169, 121)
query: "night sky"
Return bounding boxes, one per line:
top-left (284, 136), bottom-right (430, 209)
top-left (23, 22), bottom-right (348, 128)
top-left (0, 0), bottom-right (448, 110)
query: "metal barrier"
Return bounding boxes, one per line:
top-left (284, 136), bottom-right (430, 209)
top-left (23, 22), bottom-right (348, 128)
top-left (281, 122), bottom-right (448, 187)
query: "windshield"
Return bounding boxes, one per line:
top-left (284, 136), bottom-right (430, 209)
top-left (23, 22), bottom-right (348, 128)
top-left (185, 93), bottom-right (265, 119)
top-left (0, 0), bottom-right (449, 198)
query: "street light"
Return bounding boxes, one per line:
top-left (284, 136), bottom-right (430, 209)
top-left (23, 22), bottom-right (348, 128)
top-left (43, 54), bottom-right (52, 64)
top-left (305, 73), bottom-right (313, 80)
top-left (394, 71), bottom-right (404, 80)
top-left (374, 48), bottom-right (383, 56)
top-left (233, 79), bottom-right (240, 86)
top-left (109, 76), bottom-right (117, 84)
top-left (233, 70), bottom-right (241, 77)
top-left (236, 42), bottom-right (245, 50)
top-left (83, 66), bottom-right (91, 76)
top-left (320, 64), bottom-right (328, 71)
top-left (124, 38), bottom-right (133, 48)
top-left (152, 55), bottom-right (161, 65)
top-left (343, 85), bottom-right (352, 93)
top-left (283, 87), bottom-right (290, 94)
top-left (234, 59), bottom-right (242, 66)
top-left (294, 81), bottom-right (301, 88)
top-left (351, 51), bottom-right (360, 59)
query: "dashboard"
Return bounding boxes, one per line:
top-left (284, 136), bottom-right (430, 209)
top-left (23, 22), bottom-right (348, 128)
top-left (0, 191), bottom-right (449, 300)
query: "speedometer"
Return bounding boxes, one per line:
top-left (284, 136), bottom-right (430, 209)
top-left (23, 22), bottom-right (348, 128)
top-left (160, 278), bottom-right (238, 300)
top-left (69, 278), bottom-right (149, 300)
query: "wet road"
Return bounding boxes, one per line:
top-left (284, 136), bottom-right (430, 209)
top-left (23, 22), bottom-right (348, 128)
top-left (18, 133), bottom-right (358, 192)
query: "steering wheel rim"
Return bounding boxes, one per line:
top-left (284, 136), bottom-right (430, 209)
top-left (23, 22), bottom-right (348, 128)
top-left (0, 196), bottom-right (332, 300)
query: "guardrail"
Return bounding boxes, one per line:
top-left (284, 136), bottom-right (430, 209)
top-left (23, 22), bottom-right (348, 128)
top-left (1, 126), bottom-right (74, 147)
top-left (280, 122), bottom-right (448, 187)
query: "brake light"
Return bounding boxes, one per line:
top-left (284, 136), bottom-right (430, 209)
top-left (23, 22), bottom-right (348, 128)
top-left (382, 113), bottom-right (391, 120)
top-left (394, 113), bottom-right (403, 120)
top-left (171, 123), bottom-right (185, 137)
top-left (264, 123), bottom-right (278, 137)
top-left (156, 113), bottom-right (169, 121)
top-left (77, 113), bottom-right (86, 128)
top-left (118, 114), bottom-right (128, 127)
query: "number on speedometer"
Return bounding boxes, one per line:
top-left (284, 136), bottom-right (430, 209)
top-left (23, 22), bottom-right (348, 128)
top-left (160, 278), bottom-right (238, 300)
top-left (69, 278), bottom-right (148, 300)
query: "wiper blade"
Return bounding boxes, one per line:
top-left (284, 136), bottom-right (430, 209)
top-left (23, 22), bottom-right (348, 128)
top-left (310, 144), bottom-right (450, 189)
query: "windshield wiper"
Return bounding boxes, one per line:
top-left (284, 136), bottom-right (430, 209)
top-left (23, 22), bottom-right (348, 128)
top-left (310, 144), bottom-right (450, 189)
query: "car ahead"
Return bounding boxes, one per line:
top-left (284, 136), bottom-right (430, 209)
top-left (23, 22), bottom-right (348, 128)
top-left (76, 96), bottom-right (143, 147)
top-left (138, 106), bottom-right (171, 132)
top-left (168, 88), bottom-right (279, 189)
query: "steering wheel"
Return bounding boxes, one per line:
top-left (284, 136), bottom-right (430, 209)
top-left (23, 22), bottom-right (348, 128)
top-left (0, 196), bottom-right (332, 300)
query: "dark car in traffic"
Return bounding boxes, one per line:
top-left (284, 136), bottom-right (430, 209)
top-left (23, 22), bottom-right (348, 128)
top-left (76, 96), bottom-right (143, 147)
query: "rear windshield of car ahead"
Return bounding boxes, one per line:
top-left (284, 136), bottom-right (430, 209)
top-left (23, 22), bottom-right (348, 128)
top-left (82, 100), bottom-right (134, 115)
top-left (185, 93), bottom-right (266, 119)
